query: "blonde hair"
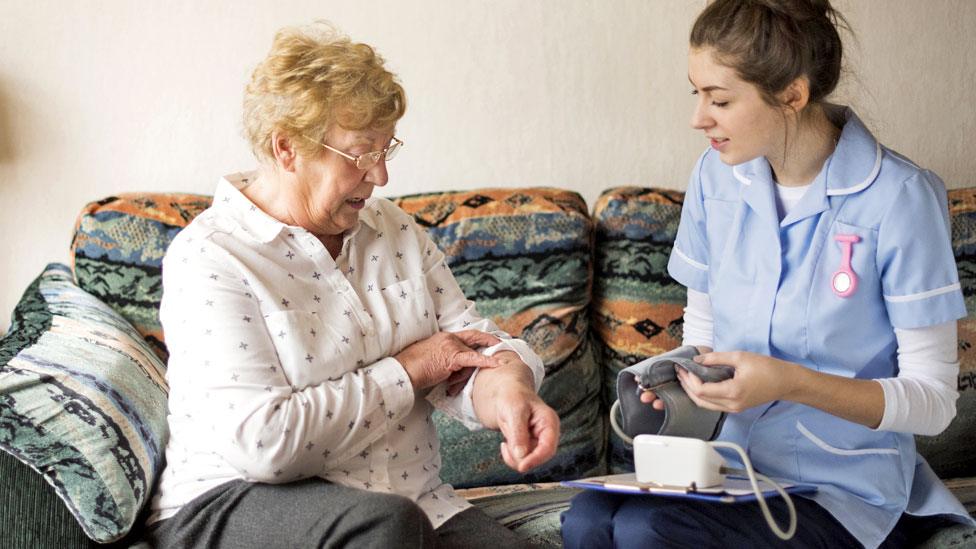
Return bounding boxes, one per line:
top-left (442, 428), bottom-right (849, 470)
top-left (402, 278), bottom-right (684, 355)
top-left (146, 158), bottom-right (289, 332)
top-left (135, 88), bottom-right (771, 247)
top-left (243, 22), bottom-right (406, 161)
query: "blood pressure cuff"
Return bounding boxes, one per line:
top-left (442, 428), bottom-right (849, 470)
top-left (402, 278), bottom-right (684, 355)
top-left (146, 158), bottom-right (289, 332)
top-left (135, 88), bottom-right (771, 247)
top-left (615, 345), bottom-right (734, 441)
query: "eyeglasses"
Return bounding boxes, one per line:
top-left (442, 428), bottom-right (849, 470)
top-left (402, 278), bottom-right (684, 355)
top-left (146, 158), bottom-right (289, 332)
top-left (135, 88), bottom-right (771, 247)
top-left (303, 135), bottom-right (403, 170)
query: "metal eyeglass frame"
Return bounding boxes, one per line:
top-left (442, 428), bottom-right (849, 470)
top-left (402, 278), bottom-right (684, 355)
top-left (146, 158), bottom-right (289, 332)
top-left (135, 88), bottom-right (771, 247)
top-left (302, 135), bottom-right (403, 170)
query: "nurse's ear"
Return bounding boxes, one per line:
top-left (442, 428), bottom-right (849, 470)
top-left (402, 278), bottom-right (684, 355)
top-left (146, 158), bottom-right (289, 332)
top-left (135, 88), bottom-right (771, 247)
top-left (777, 76), bottom-right (811, 116)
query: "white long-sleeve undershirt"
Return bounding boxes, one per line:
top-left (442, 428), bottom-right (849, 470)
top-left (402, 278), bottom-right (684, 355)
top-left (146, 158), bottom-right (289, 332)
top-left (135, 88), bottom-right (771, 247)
top-left (682, 288), bottom-right (960, 436)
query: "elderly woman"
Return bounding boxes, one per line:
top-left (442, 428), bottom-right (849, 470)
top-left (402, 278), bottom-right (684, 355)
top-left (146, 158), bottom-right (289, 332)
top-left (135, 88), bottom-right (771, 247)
top-left (143, 23), bottom-right (559, 549)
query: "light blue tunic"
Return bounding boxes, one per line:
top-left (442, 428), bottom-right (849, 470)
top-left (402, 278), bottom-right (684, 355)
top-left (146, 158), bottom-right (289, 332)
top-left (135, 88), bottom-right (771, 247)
top-left (667, 107), bottom-right (975, 548)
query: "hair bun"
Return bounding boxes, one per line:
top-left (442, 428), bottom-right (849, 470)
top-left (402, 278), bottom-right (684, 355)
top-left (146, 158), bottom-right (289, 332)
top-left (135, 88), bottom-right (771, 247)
top-left (750, 0), bottom-right (835, 20)
top-left (691, 0), bottom-right (848, 105)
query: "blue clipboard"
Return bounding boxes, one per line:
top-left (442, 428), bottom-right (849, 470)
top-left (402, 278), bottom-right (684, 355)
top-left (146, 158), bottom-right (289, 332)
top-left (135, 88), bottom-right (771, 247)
top-left (561, 473), bottom-right (818, 504)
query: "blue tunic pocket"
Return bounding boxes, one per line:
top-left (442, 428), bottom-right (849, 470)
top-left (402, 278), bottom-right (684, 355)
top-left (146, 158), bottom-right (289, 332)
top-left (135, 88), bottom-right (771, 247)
top-left (794, 417), bottom-right (908, 507)
top-left (703, 197), bottom-right (741, 277)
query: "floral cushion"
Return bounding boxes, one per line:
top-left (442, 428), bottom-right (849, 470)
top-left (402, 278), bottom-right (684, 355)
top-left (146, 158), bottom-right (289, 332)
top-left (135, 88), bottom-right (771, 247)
top-left (0, 264), bottom-right (168, 544)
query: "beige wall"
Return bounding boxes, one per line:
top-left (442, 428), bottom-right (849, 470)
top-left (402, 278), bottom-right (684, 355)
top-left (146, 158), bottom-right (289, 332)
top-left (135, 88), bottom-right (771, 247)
top-left (1, 0), bottom-right (974, 333)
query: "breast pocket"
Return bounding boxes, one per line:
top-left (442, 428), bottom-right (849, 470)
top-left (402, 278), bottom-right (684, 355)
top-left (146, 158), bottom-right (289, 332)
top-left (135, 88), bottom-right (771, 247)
top-left (379, 275), bottom-right (438, 354)
top-left (809, 220), bottom-right (887, 369)
top-left (704, 198), bottom-right (755, 316)
top-left (263, 310), bottom-right (350, 389)
top-left (820, 220), bottom-right (878, 302)
top-left (703, 197), bottom-right (738, 268)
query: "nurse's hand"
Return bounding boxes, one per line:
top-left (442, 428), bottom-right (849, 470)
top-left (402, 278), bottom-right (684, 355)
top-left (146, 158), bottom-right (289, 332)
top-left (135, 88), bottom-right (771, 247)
top-left (638, 345), bottom-right (713, 410)
top-left (638, 383), bottom-right (667, 410)
top-left (675, 351), bottom-right (799, 413)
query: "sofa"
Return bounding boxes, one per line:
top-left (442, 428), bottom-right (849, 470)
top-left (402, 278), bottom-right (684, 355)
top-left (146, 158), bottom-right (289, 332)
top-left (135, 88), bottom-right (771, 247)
top-left (2, 186), bottom-right (974, 548)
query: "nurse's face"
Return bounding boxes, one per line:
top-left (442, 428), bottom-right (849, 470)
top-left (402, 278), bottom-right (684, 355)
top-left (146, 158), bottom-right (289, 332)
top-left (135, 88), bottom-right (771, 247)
top-left (688, 48), bottom-right (785, 166)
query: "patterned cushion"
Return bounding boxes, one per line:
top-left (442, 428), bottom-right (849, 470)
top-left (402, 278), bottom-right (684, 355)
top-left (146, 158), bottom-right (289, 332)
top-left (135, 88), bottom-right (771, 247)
top-left (394, 188), bottom-right (606, 487)
top-left (915, 188), bottom-right (976, 479)
top-left (0, 264), bottom-right (169, 544)
top-left (69, 188), bottom-right (605, 489)
top-left (57, 184), bottom-right (975, 494)
top-left (71, 193), bottom-right (213, 361)
top-left (590, 187), bottom-right (688, 471)
top-left (592, 186), bottom-right (976, 478)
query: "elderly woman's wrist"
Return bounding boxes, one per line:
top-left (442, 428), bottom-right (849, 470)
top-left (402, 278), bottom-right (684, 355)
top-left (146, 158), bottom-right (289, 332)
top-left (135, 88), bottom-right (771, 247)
top-left (478, 371), bottom-right (536, 403)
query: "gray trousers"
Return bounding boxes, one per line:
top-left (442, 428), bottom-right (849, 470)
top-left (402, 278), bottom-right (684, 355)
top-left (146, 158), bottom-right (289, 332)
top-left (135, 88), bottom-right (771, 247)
top-left (143, 479), bottom-right (530, 549)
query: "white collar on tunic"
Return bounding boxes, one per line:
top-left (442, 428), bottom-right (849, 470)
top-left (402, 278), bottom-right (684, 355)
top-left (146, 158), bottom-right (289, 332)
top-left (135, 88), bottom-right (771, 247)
top-left (730, 106), bottom-right (883, 197)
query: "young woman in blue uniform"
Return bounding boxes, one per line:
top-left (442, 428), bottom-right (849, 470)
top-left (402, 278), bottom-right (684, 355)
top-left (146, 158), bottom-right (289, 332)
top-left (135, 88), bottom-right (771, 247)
top-left (561, 0), bottom-right (975, 547)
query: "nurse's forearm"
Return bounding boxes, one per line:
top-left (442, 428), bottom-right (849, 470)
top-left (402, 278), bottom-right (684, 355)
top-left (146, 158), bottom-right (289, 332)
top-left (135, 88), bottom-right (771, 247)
top-left (785, 365), bottom-right (885, 429)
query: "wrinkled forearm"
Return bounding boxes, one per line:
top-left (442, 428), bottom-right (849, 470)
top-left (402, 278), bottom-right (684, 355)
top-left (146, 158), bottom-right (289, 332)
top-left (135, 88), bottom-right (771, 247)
top-left (471, 354), bottom-right (537, 429)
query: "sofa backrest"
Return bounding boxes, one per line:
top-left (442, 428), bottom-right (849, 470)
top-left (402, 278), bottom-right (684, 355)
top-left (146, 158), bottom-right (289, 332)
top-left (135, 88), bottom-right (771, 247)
top-left (393, 189), bottom-right (604, 486)
top-left (71, 193), bottom-right (212, 361)
top-left (69, 185), bottom-right (976, 482)
top-left (590, 187), bottom-right (689, 471)
top-left (591, 185), bottom-right (976, 479)
top-left (921, 188), bottom-right (976, 478)
top-left (70, 187), bottom-right (606, 487)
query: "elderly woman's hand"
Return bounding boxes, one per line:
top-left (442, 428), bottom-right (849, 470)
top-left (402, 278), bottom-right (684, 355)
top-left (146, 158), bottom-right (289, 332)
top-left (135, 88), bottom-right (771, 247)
top-left (472, 351), bottom-right (560, 473)
top-left (395, 330), bottom-right (504, 395)
top-left (494, 388), bottom-right (560, 473)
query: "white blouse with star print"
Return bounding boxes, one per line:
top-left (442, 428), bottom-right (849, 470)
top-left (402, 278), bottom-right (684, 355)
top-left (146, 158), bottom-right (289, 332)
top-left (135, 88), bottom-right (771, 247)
top-left (147, 172), bottom-right (545, 527)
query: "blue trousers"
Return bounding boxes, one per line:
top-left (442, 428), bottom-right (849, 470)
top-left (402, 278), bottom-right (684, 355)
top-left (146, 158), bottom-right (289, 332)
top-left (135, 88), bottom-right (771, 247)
top-left (560, 490), bottom-right (932, 548)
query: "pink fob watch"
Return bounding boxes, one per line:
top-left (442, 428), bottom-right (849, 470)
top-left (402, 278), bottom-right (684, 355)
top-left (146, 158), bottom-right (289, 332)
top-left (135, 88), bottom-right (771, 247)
top-left (832, 234), bottom-right (860, 298)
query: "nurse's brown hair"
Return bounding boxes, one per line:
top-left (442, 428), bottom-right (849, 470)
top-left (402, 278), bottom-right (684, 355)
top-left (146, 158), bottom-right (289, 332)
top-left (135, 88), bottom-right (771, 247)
top-left (690, 0), bottom-right (849, 108)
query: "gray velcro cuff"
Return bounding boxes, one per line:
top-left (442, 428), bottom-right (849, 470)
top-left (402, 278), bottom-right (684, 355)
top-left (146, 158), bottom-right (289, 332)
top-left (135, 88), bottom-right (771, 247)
top-left (615, 345), bottom-right (733, 441)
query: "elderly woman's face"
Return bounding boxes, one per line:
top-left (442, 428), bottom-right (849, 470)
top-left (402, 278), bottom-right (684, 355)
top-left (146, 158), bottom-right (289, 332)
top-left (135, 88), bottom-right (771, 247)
top-left (293, 126), bottom-right (393, 237)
